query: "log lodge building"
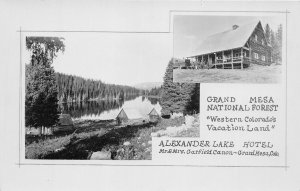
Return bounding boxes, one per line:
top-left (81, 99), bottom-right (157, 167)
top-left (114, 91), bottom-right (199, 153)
top-left (186, 21), bottom-right (271, 69)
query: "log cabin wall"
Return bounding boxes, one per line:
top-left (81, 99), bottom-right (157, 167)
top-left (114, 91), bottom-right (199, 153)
top-left (248, 23), bottom-right (272, 65)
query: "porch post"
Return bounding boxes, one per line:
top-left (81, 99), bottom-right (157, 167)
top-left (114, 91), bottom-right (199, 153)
top-left (222, 51), bottom-right (224, 69)
top-left (231, 49), bottom-right (233, 69)
top-left (241, 48), bottom-right (244, 69)
top-left (214, 53), bottom-right (217, 69)
top-left (208, 54), bottom-right (210, 69)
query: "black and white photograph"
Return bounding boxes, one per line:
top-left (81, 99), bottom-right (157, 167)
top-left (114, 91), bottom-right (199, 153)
top-left (173, 15), bottom-right (284, 83)
top-left (24, 33), bottom-right (200, 160)
top-left (1, 1), bottom-right (300, 191)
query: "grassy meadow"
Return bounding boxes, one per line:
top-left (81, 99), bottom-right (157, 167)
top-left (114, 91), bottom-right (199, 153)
top-left (25, 115), bottom-right (200, 160)
top-left (173, 64), bottom-right (282, 83)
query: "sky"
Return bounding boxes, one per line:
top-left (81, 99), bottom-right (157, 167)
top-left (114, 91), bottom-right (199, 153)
top-left (24, 33), bottom-right (172, 86)
top-left (173, 15), bottom-right (284, 58)
top-left (23, 15), bottom-right (284, 87)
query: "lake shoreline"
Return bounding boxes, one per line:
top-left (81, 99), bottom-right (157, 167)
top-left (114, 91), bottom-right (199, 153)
top-left (25, 115), bottom-right (199, 160)
top-left (26, 118), bottom-right (157, 159)
top-left (58, 95), bottom-right (162, 120)
top-left (143, 95), bottom-right (162, 99)
top-left (58, 95), bottom-right (142, 104)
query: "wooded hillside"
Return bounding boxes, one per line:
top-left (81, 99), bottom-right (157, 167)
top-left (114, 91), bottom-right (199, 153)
top-left (55, 73), bottom-right (142, 103)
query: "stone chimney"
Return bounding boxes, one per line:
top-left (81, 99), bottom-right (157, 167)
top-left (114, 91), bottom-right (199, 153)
top-left (232, 25), bottom-right (239, 30)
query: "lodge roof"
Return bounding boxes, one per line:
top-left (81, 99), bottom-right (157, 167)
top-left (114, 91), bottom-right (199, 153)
top-left (190, 21), bottom-right (261, 57)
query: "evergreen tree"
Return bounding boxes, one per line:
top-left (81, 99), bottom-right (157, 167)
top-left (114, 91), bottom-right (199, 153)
top-left (25, 37), bottom-right (65, 128)
top-left (269, 24), bottom-right (283, 64)
top-left (276, 24), bottom-right (283, 63)
top-left (270, 30), bottom-right (277, 63)
top-left (161, 60), bottom-right (200, 117)
top-left (148, 86), bottom-right (163, 97)
top-left (54, 72), bottom-right (140, 102)
top-left (185, 83), bottom-right (200, 114)
top-left (264, 24), bottom-right (271, 44)
top-left (179, 83), bottom-right (197, 113)
top-left (161, 60), bottom-right (183, 116)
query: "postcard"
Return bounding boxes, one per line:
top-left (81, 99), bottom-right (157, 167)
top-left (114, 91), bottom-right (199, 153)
top-left (1, 1), bottom-right (300, 191)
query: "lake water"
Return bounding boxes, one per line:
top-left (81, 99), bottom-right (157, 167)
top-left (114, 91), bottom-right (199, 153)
top-left (60, 96), bottom-right (162, 120)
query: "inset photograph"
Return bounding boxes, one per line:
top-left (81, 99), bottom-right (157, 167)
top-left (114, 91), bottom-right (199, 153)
top-left (24, 33), bottom-right (200, 161)
top-left (173, 16), bottom-right (284, 83)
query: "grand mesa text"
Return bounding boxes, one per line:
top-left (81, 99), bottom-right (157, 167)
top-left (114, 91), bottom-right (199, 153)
top-left (206, 96), bottom-right (278, 112)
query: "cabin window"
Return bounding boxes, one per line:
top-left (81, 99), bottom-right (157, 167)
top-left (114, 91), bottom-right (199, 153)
top-left (254, 52), bottom-right (259, 59)
top-left (262, 55), bottom-right (266, 61)
top-left (262, 39), bottom-right (264, 45)
top-left (255, 35), bottom-right (258, 42)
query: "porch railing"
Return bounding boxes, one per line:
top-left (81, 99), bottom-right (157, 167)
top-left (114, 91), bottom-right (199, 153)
top-left (175, 56), bottom-right (251, 70)
top-left (198, 56), bottom-right (250, 69)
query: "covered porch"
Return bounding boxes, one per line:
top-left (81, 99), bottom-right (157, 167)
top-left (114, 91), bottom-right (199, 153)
top-left (191, 47), bottom-right (251, 69)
